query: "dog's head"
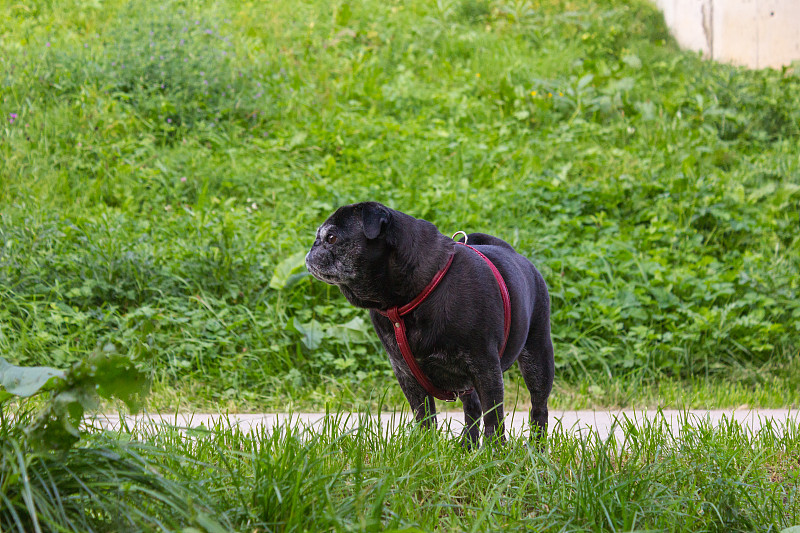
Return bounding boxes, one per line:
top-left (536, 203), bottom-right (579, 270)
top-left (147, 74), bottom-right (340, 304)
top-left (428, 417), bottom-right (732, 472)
top-left (305, 202), bottom-right (395, 307)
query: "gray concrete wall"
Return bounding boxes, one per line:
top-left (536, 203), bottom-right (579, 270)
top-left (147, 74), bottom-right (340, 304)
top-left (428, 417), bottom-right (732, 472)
top-left (653, 0), bottom-right (800, 69)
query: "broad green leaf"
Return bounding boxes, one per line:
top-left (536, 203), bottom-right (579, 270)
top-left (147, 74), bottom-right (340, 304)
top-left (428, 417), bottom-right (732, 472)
top-left (93, 354), bottom-right (150, 413)
top-left (26, 390), bottom-right (85, 451)
top-left (338, 316), bottom-right (370, 332)
top-left (285, 131), bottom-right (308, 150)
top-left (513, 109), bottom-right (530, 120)
top-left (622, 54), bottom-right (642, 69)
top-left (23, 350), bottom-right (149, 450)
top-left (270, 251), bottom-right (311, 290)
top-left (577, 73), bottom-right (594, 90)
top-left (780, 527), bottom-right (800, 533)
top-left (634, 101), bottom-right (656, 121)
top-left (747, 182), bottom-right (777, 202)
top-left (608, 76), bottom-right (635, 92)
top-left (71, 351), bottom-right (150, 413)
top-left (291, 317), bottom-right (325, 350)
top-left (330, 316), bottom-right (372, 343)
top-left (0, 356), bottom-right (65, 398)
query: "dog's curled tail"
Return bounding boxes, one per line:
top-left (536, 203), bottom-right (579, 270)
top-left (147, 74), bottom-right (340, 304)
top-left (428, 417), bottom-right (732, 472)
top-left (459, 232), bottom-right (516, 251)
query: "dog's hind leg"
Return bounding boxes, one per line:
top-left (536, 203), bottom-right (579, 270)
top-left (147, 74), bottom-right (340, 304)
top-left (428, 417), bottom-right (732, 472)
top-left (517, 323), bottom-right (554, 447)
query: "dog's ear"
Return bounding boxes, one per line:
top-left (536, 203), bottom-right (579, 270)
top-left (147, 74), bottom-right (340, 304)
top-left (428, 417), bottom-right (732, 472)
top-left (361, 203), bottom-right (391, 240)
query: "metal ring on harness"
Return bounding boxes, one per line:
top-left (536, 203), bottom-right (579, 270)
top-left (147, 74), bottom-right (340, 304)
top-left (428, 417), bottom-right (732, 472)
top-left (451, 231), bottom-right (468, 244)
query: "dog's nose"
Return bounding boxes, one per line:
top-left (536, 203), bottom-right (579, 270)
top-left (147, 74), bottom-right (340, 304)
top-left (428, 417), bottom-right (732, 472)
top-left (305, 247), bottom-right (318, 271)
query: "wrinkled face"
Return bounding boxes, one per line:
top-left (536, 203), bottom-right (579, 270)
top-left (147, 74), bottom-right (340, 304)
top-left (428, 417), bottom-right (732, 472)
top-left (305, 213), bottom-right (363, 286)
top-left (306, 203), bottom-right (393, 312)
top-left (305, 203), bottom-right (391, 290)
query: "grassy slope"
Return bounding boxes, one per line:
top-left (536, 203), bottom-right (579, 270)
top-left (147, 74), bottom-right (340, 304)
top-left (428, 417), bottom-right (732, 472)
top-left (0, 0), bottom-right (799, 411)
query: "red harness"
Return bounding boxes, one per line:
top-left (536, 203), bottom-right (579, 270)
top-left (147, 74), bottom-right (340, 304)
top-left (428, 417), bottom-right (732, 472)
top-left (378, 242), bottom-right (511, 402)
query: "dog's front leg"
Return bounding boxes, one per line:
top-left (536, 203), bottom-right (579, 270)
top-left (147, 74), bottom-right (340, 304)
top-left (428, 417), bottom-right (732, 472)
top-left (393, 366), bottom-right (437, 429)
top-left (413, 394), bottom-right (437, 429)
top-left (474, 364), bottom-right (505, 444)
top-left (460, 390), bottom-right (482, 449)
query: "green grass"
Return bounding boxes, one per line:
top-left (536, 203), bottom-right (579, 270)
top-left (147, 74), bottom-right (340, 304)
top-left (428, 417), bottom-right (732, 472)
top-left (3, 1), bottom-right (800, 530)
top-left (4, 405), bottom-right (800, 532)
top-left (1, 0), bottom-right (799, 411)
top-left (146, 353), bottom-right (800, 413)
top-left (2, 355), bottom-right (799, 531)
top-left (0, 409), bottom-right (229, 532)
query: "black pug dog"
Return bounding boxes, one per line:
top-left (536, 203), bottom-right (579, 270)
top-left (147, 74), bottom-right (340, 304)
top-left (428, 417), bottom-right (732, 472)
top-left (305, 202), bottom-right (554, 446)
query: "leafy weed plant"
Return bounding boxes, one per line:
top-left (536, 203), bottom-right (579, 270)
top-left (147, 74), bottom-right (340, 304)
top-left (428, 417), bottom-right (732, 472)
top-left (0, 355), bottom-right (228, 532)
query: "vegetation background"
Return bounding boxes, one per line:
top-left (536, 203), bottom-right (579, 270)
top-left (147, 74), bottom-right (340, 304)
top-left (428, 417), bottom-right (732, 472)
top-left (1, 0), bottom-right (798, 412)
top-left (2, 0), bottom-right (800, 531)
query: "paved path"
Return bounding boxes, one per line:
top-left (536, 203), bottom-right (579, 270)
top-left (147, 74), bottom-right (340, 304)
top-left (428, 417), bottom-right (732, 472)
top-left (94, 408), bottom-right (799, 440)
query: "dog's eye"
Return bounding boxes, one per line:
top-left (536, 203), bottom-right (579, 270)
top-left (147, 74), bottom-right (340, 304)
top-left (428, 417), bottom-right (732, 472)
top-left (325, 234), bottom-right (338, 245)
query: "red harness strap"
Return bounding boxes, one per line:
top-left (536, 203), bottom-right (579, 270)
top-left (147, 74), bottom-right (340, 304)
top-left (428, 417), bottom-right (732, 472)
top-left (378, 242), bottom-right (511, 402)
